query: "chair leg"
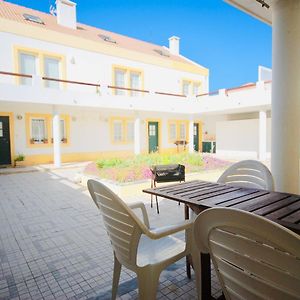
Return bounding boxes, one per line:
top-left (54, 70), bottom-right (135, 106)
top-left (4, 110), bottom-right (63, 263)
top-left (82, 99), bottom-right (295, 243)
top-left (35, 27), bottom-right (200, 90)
top-left (112, 254), bottom-right (122, 300)
top-left (192, 249), bottom-right (202, 300)
top-left (154, 181), bottom-right (159, 214)
top-left (150, 180), bottom-right (153, 208)
top-left (137, 269), bottom-right (160, 300)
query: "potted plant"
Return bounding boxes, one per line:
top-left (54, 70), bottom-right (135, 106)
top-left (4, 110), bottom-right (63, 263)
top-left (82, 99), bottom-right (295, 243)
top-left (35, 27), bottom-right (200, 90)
top-left (14, 154), bottom-right (26, 168)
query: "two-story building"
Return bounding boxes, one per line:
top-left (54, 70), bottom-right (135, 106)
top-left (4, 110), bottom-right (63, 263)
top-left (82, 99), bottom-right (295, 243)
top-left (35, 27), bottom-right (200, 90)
top-left (0, 0), bottom-right (273, 168)
top-left (0, 0), bottom-right (210, 166)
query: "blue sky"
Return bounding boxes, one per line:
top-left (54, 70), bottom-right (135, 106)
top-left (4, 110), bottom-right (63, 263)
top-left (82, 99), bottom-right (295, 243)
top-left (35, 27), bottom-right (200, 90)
top-left (8, 0), bottom-right (271, 91)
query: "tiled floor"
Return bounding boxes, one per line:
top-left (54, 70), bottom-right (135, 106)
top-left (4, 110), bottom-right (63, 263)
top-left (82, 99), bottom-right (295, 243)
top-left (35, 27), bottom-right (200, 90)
top-left (0, 170), bottom-right (221, 299)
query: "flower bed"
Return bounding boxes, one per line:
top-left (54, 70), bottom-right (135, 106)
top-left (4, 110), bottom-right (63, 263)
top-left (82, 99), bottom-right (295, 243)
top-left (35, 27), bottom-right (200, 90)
top-left (83, 153), bottom-right (231, 183)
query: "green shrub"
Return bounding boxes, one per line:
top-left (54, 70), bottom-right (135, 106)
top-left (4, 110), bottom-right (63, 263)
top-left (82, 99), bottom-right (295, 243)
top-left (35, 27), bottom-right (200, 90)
top-left (14, 154), bottom-right (25, 162)
top-left (96, 157), bottom-right (123, 168)
top-left (86, 153), bottom-right (229, 183)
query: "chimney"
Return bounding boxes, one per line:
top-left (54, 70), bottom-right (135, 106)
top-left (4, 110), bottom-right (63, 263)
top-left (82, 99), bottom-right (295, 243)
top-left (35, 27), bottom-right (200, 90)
top-left (56, 0), bottom-right (77, 29)
top-left (168, 36), bottom-right (180, 55)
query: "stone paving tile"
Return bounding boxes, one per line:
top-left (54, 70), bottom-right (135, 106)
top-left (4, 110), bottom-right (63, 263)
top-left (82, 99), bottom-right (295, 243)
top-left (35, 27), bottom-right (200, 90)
top-left (0, 171), bottom-right (222, 299)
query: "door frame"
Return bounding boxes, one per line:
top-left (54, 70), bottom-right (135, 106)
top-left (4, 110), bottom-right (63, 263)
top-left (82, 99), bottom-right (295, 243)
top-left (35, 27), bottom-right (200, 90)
top-left (194, 121), bottom-right (203, 152)
top-left (146, 119), bottom-right (161, 153)
top-left (0, 112), bottom-right (15, 166)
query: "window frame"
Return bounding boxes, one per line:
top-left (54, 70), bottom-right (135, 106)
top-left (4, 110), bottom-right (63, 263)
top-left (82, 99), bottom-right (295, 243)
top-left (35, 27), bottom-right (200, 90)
top-left (25, 113), bottom-right (70, 148)
top-left (181, 79), bottom-right (202, 96)
top-left (15, 46), bottom-right (66, 88)
top-left (112, 65), bottom-right (143, 96)
top-left (31, 117), bottom-right (47, 144)
top-left (18, 51), bottom-right (38, 86)
top-left (110, 117), bottom-right (134, 144)
top-left (168, 120), bottom-right (189, 143)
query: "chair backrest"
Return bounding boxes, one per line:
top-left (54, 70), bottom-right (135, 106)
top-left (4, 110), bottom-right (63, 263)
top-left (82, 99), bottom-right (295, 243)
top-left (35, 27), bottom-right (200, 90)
top-left (217, 160), bottom-right (274, 190)
top-left (87, 179), bottom-right (147, 267)
top-left (194, 208), bottom-right (300, 300)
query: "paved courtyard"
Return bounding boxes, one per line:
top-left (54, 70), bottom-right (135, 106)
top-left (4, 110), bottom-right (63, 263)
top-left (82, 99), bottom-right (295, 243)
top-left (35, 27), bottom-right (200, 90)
top-left (0, 168), bottom-right (221, 299)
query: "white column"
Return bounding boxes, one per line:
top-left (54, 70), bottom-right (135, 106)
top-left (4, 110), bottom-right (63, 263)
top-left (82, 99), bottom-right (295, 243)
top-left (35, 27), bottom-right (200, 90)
top-left (272, 0), bottom-right (300, 193)
top-left (134, 117), bottom-right (141, 155)
top-left (52, 108), bottom-right (61, 167)
top-left (258, 111), bottom-right (267, 161)
top-left (189, 118), bottom-right (194, 153)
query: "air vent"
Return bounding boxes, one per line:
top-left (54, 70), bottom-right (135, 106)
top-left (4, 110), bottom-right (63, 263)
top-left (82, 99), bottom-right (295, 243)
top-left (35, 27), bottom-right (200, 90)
top-left (98, 34), bottom-right (116, 44)
top-left (154, 49), bottom-right (170, 57)
top-left (23, 13), bottom-right (44, 24)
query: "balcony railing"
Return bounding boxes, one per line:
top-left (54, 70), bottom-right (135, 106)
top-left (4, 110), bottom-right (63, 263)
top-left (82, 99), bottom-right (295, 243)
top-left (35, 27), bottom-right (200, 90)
top-left (0, 70), bottom-right (272, 100)
top-left (0, 71), bottom-right (191, 99)
top-left (0, 70), bottom-right (272, 114)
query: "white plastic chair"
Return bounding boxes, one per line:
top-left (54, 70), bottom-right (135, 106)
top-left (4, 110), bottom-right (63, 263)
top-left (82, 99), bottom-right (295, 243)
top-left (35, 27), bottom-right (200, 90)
top-left (193, 207), bottom-right (300, 300)
top-left (217, 160), bottom-right (274, 190)
top-left (87, 179), bottom-right (201, 300)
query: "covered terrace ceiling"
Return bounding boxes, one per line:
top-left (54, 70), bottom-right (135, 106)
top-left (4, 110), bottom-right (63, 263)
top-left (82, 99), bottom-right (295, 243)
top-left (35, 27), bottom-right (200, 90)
top-left (224, 0), bottom-right (272, 25)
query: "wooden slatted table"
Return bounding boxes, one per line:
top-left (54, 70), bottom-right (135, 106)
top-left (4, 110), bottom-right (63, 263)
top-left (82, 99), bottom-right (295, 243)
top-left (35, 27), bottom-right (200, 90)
top-left (143, 180), bottom-right (300, 299)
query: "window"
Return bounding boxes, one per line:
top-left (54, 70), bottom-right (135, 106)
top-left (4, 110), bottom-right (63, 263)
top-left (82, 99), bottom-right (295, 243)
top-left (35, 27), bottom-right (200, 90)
top-left (16, 47), bottom-right (65, 87)
top-left (19, 53), bottom-right (37, 85)
top-left (113, 66), bottom-right (142, 96)
top-left (169, 123), bottom-right (177, 141)
top-left (26, 113), bottom-right (69, 147)
top-left (113, 120), bottom-right (123, 142)
top-left (114, 69), bottom-right (126, 95)
top-left (31, 118), bottom-right (47, 143)
top-left (111, 118), bottom-right (134, 143)
top-left (182, 80), bottom-right (201, 96)
top-left (153, 49), bottom-right (170, 57)
top-left (193, 83), bottom-right (201, 96)
top-left (127, 121), bottom-right (134, 142)
top-left (130, 72), bottom-right (140, 96)
top-left (179, 123), bottom-right (186, 140)
top-left (168, 121), bottom-right (188, 143)
top-left (149, 124), bottom-right (156, 136)
top-left (44, 57), bottom-right (60, 89)
top-left (98, 34), bottom-right (117, 44)
top-left (23, 14), bottom-right (44, 25)
top-left (182, 81), bottom-right (190, 96)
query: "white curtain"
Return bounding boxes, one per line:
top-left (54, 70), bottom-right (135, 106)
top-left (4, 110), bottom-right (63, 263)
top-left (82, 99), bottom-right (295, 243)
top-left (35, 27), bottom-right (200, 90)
top-left (113, 121), bottom-right (123, 141)
top-left (127, 121), bottom-right (134, 142)
top-left (31, 119), bottom-right (46, 142)
top-left (44, 57), bottom-right (60, 89)
top-left (130, 72), bottom-right (140, 96)
top-left (20, 53), bottom-right (36, 85)
top-left (115, 70), bottom-right (126, 95)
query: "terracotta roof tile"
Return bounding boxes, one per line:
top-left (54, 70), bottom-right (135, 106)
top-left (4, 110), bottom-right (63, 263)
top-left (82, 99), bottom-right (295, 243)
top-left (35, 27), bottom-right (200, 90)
top-left (0, 0), bottom-right (200, 66)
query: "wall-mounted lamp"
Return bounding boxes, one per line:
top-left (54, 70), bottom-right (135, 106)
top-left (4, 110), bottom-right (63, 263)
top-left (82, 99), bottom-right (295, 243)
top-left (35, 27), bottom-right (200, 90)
top-left (70, 57), bottom-right (76, 64)
top-left (16, 114), bottom-right (23, 120)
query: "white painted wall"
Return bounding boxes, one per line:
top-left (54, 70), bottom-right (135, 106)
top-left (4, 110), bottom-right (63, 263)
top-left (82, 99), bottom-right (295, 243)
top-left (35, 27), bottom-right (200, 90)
top-left (0, 102), bottom-right (192, 157)
top-left (216, 118), bottom-right (271, 159)
top-left (0, 32), bottom-right (208, 95)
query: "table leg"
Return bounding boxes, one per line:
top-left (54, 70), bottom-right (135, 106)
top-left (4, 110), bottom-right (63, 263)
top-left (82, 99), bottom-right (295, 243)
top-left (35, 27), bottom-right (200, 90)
top-left (184, 204), bottom-right (191, 278)
top-left (201, 253), bottom-right (211, 300)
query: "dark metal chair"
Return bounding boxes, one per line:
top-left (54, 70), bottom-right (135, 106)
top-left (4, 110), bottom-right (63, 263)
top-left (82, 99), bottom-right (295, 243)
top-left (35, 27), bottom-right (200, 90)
top-left (150, 164), bottom-right (185, 213)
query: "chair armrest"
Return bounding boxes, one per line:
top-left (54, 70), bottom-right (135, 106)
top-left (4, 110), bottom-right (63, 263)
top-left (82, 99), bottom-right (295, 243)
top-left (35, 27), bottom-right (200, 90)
top-left (145, 219), bottom-right (193, 240)
top-left (128, 201), bottom-right (150, 228)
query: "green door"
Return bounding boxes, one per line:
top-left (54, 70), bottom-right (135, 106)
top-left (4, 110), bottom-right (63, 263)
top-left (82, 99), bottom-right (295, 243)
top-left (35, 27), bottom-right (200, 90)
top-left (193, 123), bottom-right (199, 152)
top-left (148, 122), bottom-right (159, 153)
top-left (0, 116), bottom-right (11, 165)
